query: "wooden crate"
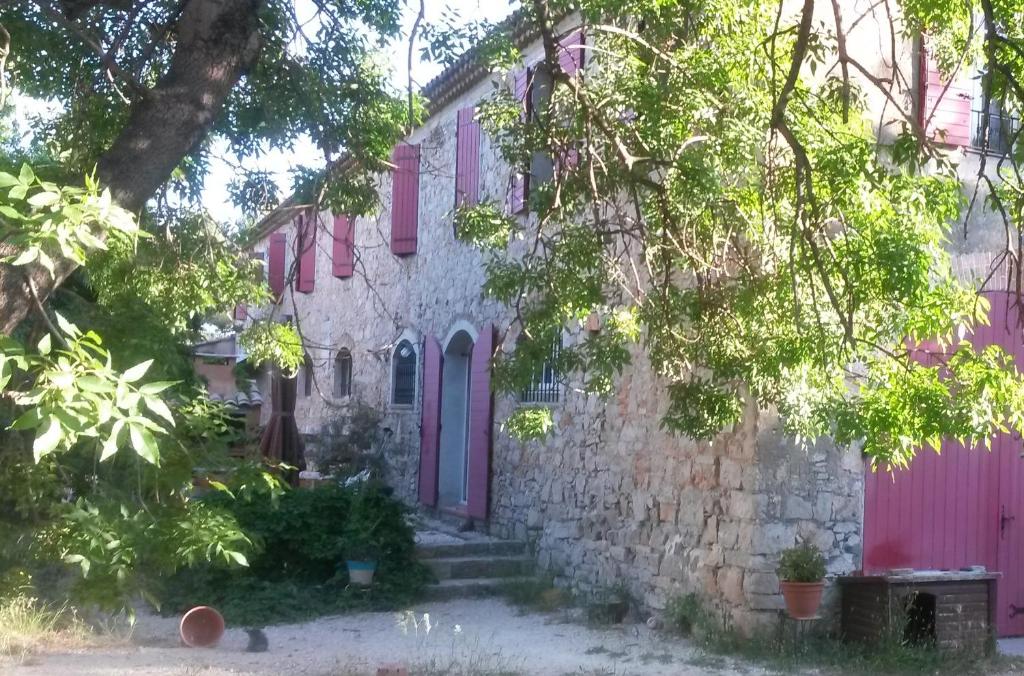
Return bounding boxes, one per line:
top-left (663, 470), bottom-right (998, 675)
top-left (839, 573), bottom-right (998, 652)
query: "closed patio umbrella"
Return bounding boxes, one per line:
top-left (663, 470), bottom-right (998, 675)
top-left (259, 369), bottom-right (306, 485)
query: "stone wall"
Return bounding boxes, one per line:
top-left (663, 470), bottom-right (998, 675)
top-left (243, 7), bottom-right (1008, 633)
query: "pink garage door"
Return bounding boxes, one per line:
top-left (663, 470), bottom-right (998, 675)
top-left (863, 292), bottom-right (1024, 636)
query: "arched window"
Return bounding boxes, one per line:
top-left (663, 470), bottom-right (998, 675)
top-left (392, 339), bottom-right (417, 406)
top-left (302, 353), bottom-right (313, 398)
top-left (334, 348), bottom-right (352, 398)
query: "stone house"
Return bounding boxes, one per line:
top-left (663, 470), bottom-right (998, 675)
top-left (238, 5), bottom-right (1023, 635)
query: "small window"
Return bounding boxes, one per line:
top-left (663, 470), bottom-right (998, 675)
top-left (334, 348), bottom-right (352, 398)
top-left (971, 84), bottom-right (1018, 154)
top-left (392, 340), bottom-right (417, 406)
top-left (520, 336), bottom-right (561, 404)
top-left (301, 353), bottom-right (313, 398)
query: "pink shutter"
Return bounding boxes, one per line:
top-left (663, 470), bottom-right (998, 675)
top-left (922, 43), bottom-right (972, 146)
top-left (455, 107), bottom-right (481, 208)
top-left (466, 324), bottom-right (495, 520)
top-left (509, 69), bottom-right (530, 214)
top-left (418, 336), bottom-right (443, 506)
top-left (557, 28), bottom-right (585, 77)
top-left (233, 304), bottom-right (247, 321)
top-left (390, 143), bottom-right (420, 256)
top-left (295, 213), bottom-right (316, 293)
top-left (268, 233), bottom-right (286, 301)
top-left (332, 214), bottom-right (354, 278)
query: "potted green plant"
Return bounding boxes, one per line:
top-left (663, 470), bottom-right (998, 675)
top-left (342, 486), bottom-right (383, 586)
top-left (777, 542), bottom-right (827, 619)
top-left (343, 535), bottom-right (380, 586)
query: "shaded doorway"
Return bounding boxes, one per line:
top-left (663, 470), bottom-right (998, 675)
top-left (438, 330), bottom-right (474, 508)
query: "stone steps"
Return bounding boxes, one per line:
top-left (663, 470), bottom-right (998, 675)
top-left (416, 539), bottom-right (527, 559)
top-left (422, 577), bottom-right (534, 601)
top-left (422, 555), bottom-right (534, 581)
top-left (416, 529), bottom-right (532, 600)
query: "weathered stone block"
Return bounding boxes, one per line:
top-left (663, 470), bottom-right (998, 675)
top-left (783, 495), bottom-right (813, 520)
top-left (751, 523), bottom-right (796, 554)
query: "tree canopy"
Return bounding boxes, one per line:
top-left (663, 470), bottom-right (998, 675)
top-left (458, 0), bottom-right (1024, 467)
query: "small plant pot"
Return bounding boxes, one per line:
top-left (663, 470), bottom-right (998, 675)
top-left (346, 560), bottom-right (377, 586)
top-left (179, 605), bottom-right (225, 648)
top-left (780, 581), bottom-right (825, 619)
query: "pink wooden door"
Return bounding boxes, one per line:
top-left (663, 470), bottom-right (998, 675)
top-left (992, 293), bottom-right (1024, 635)
top-left (418, 337), bottom-right (443, 506)
top-left (863, 292), bottom-right (1024, 636)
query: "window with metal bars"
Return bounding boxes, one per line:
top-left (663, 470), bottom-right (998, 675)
top-left (520, 337), bottom-right (561, 404)
top-left (392, 340), bottom-right (417, 406)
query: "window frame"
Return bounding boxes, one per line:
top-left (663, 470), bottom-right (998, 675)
top-left (519, 335), bottom-right (562, 405)
top-left (301, 353), bottom-right (313, 398)
top-left (333, 348), bottom-right (353, 399)
top-left (391, 339), bottom-right (418, 407)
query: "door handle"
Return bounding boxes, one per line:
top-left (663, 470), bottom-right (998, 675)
top-left (1002, 505), bottom-right (1016, 537)
top-left (1011, 604), bottom-right (1023, 618)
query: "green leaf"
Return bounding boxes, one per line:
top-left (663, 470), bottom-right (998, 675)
top-left (33, 416), bottom-right (63, 462)
top-left (27, 190), bottom-right (60, 208)
top-left (18, 163), bottom-right (35, 185)
top-left (144, 397), bottom-right (175, 426)
top-left (121, 360), bottom-right (153, 383)
top-left (9, 247), bottom-right (38, 266)
top-left (0, 172), bottom-right (19, 188)
top-left (63, 554), bottom-right (90, 578)
top-left (139, 381), bottom-right (177, 395)
top-left (128, 423), bottom-right (159, 464)
top-left (227, 550), bottom-right (249, 567)
top-left (37, 334), bottom-right (52, 356)
top-left (99, 419), bottom-right (125, 461)
top-left (78, 376), bottom-right (116, 394)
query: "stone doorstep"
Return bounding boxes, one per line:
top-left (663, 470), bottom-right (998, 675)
top-left (416, 539), bottom-right (529, 559)
top-left (422, 554), bottom-right (534, 580)
top-left (421, 577), bottom-right (535, 602)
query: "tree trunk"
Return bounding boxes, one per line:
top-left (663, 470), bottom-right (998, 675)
top-left (0, 0), bottom-right (261, 335)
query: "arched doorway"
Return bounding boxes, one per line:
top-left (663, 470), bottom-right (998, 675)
top-left (438, 330), bottom-right (474, 508)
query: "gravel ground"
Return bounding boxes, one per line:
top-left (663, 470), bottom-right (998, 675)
top-left (0, 598), bottom-right (757, 676)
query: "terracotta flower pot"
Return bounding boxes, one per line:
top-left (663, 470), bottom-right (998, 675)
top-left (780, 581), bottom-right (825, 619)
top-left (179, 606), bottom-right (225, 647)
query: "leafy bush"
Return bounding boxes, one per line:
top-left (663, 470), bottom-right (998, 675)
top-left (777, 543), bottom-right (826, 583)
top-left (161, 481), bottom-right (431, 626)
top-left (502, 576), bottom-right (572, 612)
top-left (664, 593), bottom-right (712, 636)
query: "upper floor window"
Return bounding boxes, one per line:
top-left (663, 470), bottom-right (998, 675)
top-left (922, 41), bottom-right (1018, 154)
top-left (334, 348), bottom-right (352, 398)
top-left (392, 340), bottom-right (417, 406)
top-left (520, 336), bottom-right (561, 404)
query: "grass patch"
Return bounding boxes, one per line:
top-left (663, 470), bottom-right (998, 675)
top-left (0, 595), bottom-right (94, 660)
top-left (501, 576), bottom-right (573, 613)
top-left (666, 592), bottom-right (1023, 675)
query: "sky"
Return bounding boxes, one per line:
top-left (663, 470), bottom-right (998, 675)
top-left (202, 0), bottom-right (517, 224)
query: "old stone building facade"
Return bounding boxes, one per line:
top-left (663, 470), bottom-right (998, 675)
top-left (240, 5), bottom-right (1008, 631)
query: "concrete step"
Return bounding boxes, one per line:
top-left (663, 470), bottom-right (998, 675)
top-left (423, 555), bottom-right (534, 581)
top-left (421, 577), bottom-right (533, 601)
top-left (416, 540), bottom-right (528, 559)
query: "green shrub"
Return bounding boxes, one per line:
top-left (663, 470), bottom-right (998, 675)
top-left (161, 481), bottom-right (431, 626)
top-left (664, 593), bottom-right (712, 636)
top-left (502, 576), bottom-right (572, 612)
top-left (777, 542), bottom-right (826, 582)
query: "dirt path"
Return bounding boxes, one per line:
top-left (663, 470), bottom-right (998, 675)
top-left (0, 598), bottom-right (756, 676)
